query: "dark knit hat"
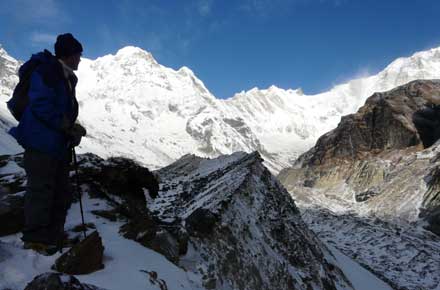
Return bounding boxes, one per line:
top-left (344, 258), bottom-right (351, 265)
top-left (54, 33), bottom-right (83, 58)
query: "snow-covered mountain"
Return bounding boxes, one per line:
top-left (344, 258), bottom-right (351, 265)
top-left (1, 45), bottom-right (440, 173)
top-left (0, 46), bottom-right (20, 155)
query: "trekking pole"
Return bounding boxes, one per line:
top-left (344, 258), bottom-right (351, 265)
top-left (72, 147), bottom-right (87, 240)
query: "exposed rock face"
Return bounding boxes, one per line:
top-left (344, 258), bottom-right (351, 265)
top-left (279, 80), bottom-right (440, 227)
top-left (301, 80), bottom-right (440, 166)
top-left (24, 273), bottom-right (104, 290)
top-left (278, 80), bottom-right (440, 289)
top-left (151, 152), bottom-right (353, 290)
top-left (74, 154), bottom-right (186, 263)
top-left (53, 231), bottom-right (105, 275)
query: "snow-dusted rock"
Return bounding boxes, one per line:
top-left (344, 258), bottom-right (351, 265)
top-left (151, 151), bottom-right (353, 290)
top-left (24, 273), bottom-right (104, 290)
top-left (53, 231), bottom-right (105, 275)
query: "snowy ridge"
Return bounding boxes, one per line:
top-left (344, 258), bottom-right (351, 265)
top-left (2, 45), bottom-right (440, 172)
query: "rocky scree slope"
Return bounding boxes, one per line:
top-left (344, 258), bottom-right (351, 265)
top-left (278, 79), bottom-right (440, 290)
top-left (1, 151), bottom-right (355, 290)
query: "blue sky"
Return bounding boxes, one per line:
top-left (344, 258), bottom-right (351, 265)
top-left (1, 0), bottom-right (440, 99)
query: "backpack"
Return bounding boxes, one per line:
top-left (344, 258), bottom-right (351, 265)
top-left (7, 59), bottom-right (41, 121)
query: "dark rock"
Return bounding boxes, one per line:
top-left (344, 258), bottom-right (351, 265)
top-left (355, 190), bottom-right (380, 202)
top-left (422, 166), bottom-right (440, 236)
top-left (99, 157), bottom-right (159, 199)
top-left (91, 209), bottom-right (118, 221)
top-left (148, 229), bottom-right (180, 263)
top-left (140, 270), bottom-right (169, 290)
top-left (185, 208), bottom-right (219, 236)
top-left (0, 174), bottom-right (26, 194)
top-left (176, 227), bottom-right (189, 255)
top-left (303, 179), bottom-right (315, 187)
top-left (120, 215), bottom-right (157, 246)
top-left (24, 272), bottom-right (103, 290)
top-left (420, 207), bottom-right (440, 236)
top-left (120, 214), bottom-right (186, 263)
top-left (53, 231), bottom-right (104, 275)
top-left (0, 195), bottom-right (24, 236)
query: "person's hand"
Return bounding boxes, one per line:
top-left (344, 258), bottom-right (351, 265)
top-left (69, 123), bottom-right (87, 147)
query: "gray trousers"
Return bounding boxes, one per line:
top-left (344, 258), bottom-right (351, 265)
top-left (22, 149), bottom-right (72, 245)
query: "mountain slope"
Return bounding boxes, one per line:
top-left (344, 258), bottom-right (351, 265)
top-left (0, 151), bottom-right (387, 290)
top-left (1, 45), bottom-right (440, 172)
top-left (278, 80), bottom-right (440, 289)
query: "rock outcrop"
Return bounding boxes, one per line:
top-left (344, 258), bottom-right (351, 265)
top-left (279, 80), bottom-right (440, 230)
top-left (299, 80), bottom-right (440, 166)
top-left (151, 152), bottom-right (353, 290)
top-left (0, 194), bottom-right (24, 236)
top-left (278, 80), bottom-right (440, 289)
top-left (53, 231), bottom-right (105, 275)
top-left (24, 273), bottom-right (104, 290)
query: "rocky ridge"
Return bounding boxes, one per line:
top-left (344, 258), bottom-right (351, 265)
top-left (0, 151), bottom-right (361, 290)
top-left (278, 80), bottom-right (440, 289)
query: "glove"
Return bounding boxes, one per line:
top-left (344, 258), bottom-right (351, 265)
top-left (69, 123), bottom-right (87, 147)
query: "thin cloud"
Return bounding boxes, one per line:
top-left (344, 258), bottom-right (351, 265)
top-left (1, 0), bottom-right (66, 24)
top-left (30, 32), bottom-right (56, 46)
top-left (197, 0), bottom-right (214, 16)
top-left (238, 0), bottom-right (349, 16)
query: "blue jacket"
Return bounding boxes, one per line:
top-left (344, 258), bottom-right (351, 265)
top-left (9, 50), bottom-right (79, 159)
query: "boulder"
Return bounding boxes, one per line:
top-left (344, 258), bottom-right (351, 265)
top-left (99, 157), bottom-right (159, 200)
top-left (0, 194), bottom-right (24, 236)
top-left (148, 229), bottom-right (180, 263)
top-left (53, 231), bottom-right (104, 275)
top-left (120, 214), bottom-right (187, 263)
top-left (24, 273), bottom-right (103, 290)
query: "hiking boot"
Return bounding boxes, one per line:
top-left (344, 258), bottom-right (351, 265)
top-left (23, 241), bottom-right (59, 256)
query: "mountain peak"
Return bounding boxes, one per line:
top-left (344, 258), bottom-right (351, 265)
top-left (115, 46), bottom-right (157, 64)
top-left (0, 45), bottom-right (18, 64)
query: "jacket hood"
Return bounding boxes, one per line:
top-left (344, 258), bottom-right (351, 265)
top-left (18, 50), bottom-right (57, 79)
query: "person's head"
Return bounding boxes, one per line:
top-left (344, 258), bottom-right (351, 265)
top-left (54, 33), bottom-right (83, 71)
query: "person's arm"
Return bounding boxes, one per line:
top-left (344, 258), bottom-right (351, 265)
top-left (28, 72), bottom-right (70, 132)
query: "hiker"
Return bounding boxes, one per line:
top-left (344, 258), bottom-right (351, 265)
top-left (8, 33), bottom-right (86, 255)
top-left (413, 96), bottom-right (440, 148)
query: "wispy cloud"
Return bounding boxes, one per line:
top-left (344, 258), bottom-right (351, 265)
top-left (197, 0), bottom-right (214, 16)
top-left (30, 32), bottom-right (56, 46)
top-left (1, 0), bottom-right (67, 24)
top-left (238, 0), bottom-right (349, 16)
